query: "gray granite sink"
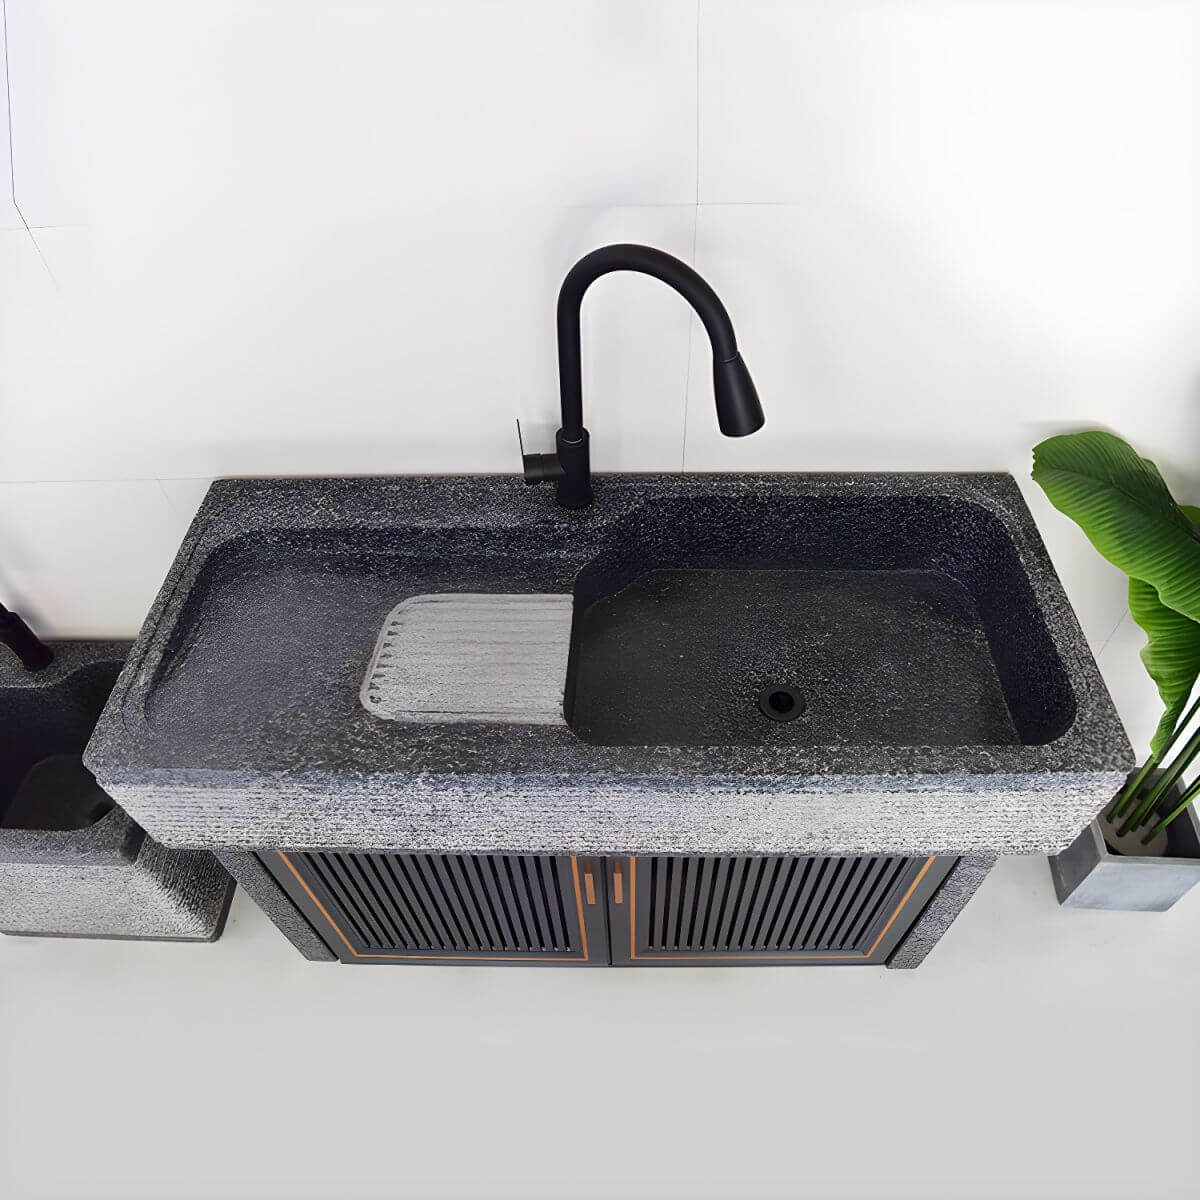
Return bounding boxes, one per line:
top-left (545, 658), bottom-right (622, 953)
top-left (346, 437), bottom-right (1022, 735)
top-left (86, 473), bottom-right (1130, 859)
top-left (0, 641), bottom-right (234, 939)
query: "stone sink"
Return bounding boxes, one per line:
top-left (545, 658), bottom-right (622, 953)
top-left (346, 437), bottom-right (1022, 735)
top-left (86, 472), bottom-right (1131, 859)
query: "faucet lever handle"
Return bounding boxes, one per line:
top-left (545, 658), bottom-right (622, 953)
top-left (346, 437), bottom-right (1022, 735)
top-left (522, 452), bottom-right (565, 486)
top-left (516, 419), bottom-right (565, 486)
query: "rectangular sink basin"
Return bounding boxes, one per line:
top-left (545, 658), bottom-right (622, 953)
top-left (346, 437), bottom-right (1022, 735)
top-left (570, 567), bottom-right (1022, 747)
top-left (85, 473), bottom-right (1131, 857)
top-left (565, 491), bottom-right (1075, 749)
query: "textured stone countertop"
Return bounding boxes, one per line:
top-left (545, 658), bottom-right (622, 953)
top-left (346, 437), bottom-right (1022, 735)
top-left (86, 473), bottom-right (1132, 855)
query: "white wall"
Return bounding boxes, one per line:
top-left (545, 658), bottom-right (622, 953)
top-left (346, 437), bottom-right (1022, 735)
top-left (4, 0), bottom-right (1199, 753)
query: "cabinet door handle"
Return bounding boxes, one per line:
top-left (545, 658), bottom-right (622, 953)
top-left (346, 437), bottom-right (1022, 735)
top-left (583, 865), bottom-right (596, 905)
top-left (613, 862), bottom-right (624, 905)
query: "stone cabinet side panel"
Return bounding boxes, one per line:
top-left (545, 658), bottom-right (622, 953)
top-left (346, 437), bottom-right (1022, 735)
top-left (0, 853), bottom-right (228, 940)
top-left (134, 839), bottom-right (235, 940)
top-left (886, 856), bottom-right (996, 970)
top-left (216, 850), bottom-right (336, 962)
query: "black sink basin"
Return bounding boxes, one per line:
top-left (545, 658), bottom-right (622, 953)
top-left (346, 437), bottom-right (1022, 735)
top-left (568, 567), bottom-right (1020, 747)
top-left (566, 494), bottom-right (1073, 748)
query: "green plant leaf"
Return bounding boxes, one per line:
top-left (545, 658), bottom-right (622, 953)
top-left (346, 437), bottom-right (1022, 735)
top-left (1032, 431), bottom-right (1200, 623)
top-left (1129, 571), bottom-right (1200, 757)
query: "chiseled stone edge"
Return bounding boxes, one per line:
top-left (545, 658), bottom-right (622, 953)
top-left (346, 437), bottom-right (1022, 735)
top-left (99, 770), bottom-right (1124, 856)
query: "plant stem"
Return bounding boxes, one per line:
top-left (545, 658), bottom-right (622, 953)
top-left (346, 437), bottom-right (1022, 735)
top-left (1109, 755), bottom-right (1160, 821)
top-left (1112, 692), bottom-right (1200, 821)
top-left (1143, 775), bottom-right (1200, 843)
top-left (1118, 724), bottom-right (1200, 836)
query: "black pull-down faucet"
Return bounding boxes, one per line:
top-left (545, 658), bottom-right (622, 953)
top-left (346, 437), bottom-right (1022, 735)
top-left (523, 243), bottom-right (764, 510)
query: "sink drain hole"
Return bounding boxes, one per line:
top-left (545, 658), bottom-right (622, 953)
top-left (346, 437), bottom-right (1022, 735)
top-left (759, 684), bottom-right (806, 722)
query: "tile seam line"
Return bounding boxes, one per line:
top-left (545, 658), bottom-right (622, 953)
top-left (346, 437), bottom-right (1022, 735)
top-left (1, 0), bottom-right (56, 286)
top-left (1093, 609), bottom-right (1131, 660)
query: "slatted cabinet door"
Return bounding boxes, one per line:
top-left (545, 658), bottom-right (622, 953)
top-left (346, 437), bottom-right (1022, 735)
top-left (606, 854), bottom-right (952, 966)
top-left (265, 851), bottom-right (609, 965)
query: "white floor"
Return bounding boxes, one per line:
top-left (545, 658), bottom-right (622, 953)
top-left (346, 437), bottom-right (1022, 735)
top-left (1, 856), bottom-right (1197, 1200)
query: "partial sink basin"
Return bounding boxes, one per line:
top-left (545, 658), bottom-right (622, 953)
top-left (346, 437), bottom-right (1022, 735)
top-left (1, 649), bottom-right (123, 832)
top-left (86, 473), bottom-right (1131, 857)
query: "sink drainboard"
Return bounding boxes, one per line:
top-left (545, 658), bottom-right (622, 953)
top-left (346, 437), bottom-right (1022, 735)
top-left (360, 593), bottom-right (572, 724)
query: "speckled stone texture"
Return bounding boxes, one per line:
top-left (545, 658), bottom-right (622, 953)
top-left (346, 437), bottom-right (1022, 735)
top-left (886, 856), bottom-right (997, 969)
top-left (1, 642), bottom-right (234, 940)
top-left (86, 473), bottom-right (1131, 860)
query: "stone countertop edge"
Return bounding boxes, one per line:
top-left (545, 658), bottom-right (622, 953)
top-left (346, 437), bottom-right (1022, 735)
top-left (83, 472), bottom-right (1134, 855)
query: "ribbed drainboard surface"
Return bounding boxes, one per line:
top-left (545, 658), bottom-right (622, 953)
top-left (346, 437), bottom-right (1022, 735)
top-left (294, 852), bottom-right (577, 954)
top-left (640, 855), bottom-right (912, 954)
top-left (360, 593), bottom-right (572, 724)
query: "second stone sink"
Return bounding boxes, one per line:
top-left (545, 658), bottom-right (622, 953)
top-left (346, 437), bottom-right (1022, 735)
top-left (85, 473), bottom-right (1130, 857)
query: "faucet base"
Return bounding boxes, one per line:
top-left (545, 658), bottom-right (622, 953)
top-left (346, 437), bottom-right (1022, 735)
top-left (554, 427), bottom-right (594, 509)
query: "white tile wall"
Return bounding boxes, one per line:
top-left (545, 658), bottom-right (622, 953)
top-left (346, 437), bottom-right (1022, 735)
top-left (1, 205), bottom-right (699, 483)
top-left (6, 0), bottom-right (699, 227)
top-left (0, 478), bottom-right (192, 637)
top-left (4, 0), bottom-right (1199, 741)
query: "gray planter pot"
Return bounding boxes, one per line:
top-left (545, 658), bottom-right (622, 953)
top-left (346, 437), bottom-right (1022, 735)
top-left (1049, 789), bottom-right (1200, 912)
top-left (0, 641), bottom-right (235, 940)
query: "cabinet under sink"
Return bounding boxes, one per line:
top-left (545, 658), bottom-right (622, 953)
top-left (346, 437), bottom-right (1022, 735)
top-left (264, 848), bottom-right (953, 967)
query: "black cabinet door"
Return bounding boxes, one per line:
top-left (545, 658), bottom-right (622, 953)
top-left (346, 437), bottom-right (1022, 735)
top-left (265, 850), bottom-right (609, 965)
top-left (605, 853), bottom-right (951, 966)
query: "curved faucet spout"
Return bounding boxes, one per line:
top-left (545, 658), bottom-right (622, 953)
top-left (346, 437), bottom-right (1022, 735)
top-left (526, 243), bottom-right (764, 510)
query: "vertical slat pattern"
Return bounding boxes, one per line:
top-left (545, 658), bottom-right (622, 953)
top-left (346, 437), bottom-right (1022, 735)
top-left (716, 857), bottom-right (751, 950)
top-left (842, 857), bottom-right (911, 949)
top-left (293, 852), bottom-right (578, 954)
top-left (634, 854), bottom-right (921, 955)
top-left (677, 857), bottom-right (699, 950)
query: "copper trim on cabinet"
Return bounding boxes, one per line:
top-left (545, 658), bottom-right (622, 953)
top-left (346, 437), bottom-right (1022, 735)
top-left (276, 851), bottom-right (592, 962)
top-left (624, 854), bottom-right (937, 961)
